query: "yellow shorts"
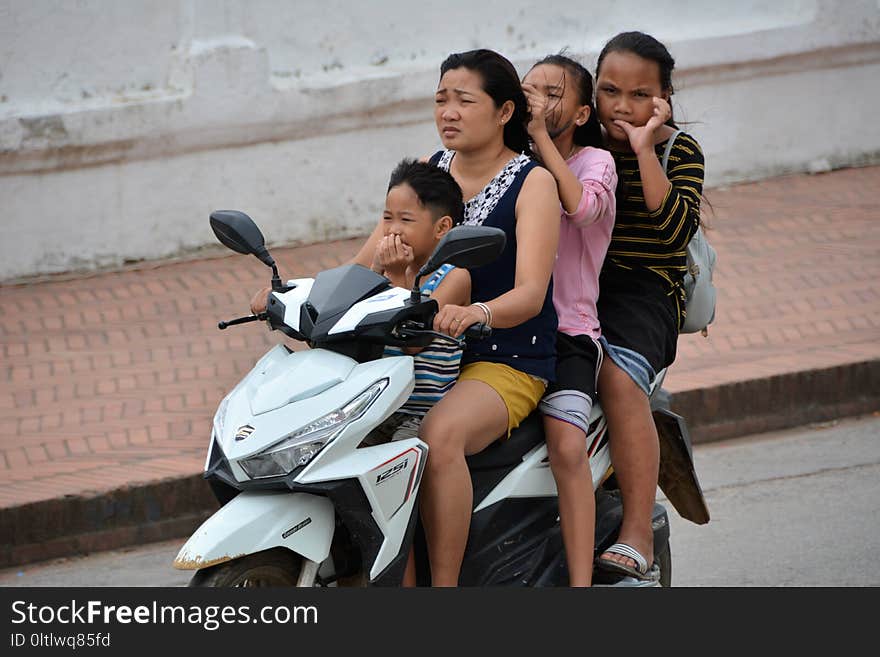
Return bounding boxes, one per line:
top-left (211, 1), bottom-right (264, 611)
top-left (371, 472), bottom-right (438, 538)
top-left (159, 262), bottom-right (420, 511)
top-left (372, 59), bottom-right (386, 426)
top-left (458, 361), bottom-right (547, 438)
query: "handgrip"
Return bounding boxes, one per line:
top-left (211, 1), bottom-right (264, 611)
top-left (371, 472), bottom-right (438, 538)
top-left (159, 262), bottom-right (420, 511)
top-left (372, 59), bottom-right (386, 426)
top-left (463, 322), bottom-right (492, 340)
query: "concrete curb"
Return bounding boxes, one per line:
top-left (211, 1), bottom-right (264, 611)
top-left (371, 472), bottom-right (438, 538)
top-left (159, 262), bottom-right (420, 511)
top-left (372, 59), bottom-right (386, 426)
top-left (670, 360), bottom-right (880, 444)
top-left (2, 476), bottom-right (218, 571)
top-left (3, 359), bottom-right (879, 571)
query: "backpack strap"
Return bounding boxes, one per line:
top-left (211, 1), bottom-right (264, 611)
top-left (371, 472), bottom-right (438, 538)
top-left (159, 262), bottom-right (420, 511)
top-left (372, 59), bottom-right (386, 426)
top-left (661, 129), bottom-right (684, 173)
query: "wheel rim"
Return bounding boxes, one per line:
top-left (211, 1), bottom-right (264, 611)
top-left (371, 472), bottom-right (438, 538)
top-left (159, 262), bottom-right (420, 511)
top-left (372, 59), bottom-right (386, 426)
top-left (227, 565), bottom-right (299, 587)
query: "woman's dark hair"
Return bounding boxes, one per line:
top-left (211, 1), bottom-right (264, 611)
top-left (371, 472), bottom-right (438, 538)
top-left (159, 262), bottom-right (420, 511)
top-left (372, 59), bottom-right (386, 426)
top-left (387, 158), bottom-right (465, 225)
top-left (440, 49), bottom-right (532, 155)
top-left (596, 31), bottom-right (677, 127)
top-left (530, 52), bottom-right (603, 148)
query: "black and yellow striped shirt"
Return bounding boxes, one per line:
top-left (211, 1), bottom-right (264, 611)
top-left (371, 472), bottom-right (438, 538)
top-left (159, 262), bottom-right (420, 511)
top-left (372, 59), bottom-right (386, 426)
top-left (603, 131), bottom-right (705, 325)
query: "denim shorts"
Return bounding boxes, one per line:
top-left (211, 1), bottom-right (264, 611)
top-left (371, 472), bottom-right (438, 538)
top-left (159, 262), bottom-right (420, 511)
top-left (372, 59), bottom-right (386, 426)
top-left (598, 336), bottom-right (656, 397)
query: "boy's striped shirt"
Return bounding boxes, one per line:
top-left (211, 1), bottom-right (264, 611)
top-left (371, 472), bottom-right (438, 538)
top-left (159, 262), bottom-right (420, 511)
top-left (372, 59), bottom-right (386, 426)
top-left (383, 263), bottom-right (462, 416)
top-left (383, 340), bottom-right (462, 415)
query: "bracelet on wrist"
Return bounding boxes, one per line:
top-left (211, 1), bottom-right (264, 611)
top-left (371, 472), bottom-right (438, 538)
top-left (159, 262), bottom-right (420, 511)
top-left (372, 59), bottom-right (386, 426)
top-left (472, 302), bottom-right (492, 327)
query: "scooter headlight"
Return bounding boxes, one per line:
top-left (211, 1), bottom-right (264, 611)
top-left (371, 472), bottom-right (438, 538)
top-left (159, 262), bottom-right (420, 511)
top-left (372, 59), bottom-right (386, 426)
top-left (239, 379), bottom-right (388, 479)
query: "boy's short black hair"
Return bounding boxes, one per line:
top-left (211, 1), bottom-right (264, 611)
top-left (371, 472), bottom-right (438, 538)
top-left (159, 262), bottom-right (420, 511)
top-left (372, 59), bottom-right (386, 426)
top-left (387, 158), bottom-right (464, 226)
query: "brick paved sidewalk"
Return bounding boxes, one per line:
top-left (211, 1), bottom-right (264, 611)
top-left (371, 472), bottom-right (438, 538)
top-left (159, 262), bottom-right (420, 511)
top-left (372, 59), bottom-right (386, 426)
top-left (2, 165), bottom-right (879, 566)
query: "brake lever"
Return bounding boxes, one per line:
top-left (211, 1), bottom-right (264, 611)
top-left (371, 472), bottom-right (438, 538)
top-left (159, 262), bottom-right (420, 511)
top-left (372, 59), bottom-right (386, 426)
top-left (218, 313), bottom-right (268, 330)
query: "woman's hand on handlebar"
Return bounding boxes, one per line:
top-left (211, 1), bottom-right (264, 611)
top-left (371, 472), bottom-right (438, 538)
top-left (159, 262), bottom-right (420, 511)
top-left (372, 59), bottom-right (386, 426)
top-left (249, 286), bottom-right (273, 315)
top-left (433, 303), bottom-right (486, 338)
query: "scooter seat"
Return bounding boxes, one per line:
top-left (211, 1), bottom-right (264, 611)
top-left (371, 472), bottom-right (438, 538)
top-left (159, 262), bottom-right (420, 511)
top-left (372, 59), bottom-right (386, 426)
top-left (465, 412), bottom-right (545, 471)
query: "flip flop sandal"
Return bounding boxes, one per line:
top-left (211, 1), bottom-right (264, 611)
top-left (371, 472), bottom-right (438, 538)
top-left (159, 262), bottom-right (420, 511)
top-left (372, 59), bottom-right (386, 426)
top-left (596, 542), bottom-right (651, 580)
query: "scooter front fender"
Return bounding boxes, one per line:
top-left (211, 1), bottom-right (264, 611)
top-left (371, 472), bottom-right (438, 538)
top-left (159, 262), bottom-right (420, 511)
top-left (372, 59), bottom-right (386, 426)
top-left (173, 490), bottom-right (334, 570)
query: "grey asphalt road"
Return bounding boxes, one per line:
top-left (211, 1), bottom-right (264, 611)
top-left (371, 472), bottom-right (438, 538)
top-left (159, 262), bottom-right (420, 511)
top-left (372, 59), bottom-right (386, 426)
top-left (666, 411), bottom-right (880, 586)
top-left (2, 412), bottom-right (878, 587)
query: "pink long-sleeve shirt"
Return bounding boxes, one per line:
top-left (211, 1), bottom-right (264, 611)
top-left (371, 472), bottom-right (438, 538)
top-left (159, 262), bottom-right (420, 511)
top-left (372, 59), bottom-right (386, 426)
top-left (553, 146), bottom-right (617, 339)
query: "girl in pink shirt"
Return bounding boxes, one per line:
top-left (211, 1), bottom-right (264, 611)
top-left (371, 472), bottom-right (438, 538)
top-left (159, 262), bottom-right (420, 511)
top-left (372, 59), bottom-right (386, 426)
top-left (522, 53), bottom-right (617, 586)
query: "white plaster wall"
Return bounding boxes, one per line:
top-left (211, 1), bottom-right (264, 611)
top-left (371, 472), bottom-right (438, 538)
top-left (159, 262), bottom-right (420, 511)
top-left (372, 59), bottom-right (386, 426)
top-left (1, 0), bottom-right (878, 280)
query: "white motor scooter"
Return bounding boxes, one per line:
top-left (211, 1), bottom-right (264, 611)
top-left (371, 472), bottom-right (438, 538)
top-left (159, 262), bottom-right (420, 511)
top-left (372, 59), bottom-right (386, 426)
top-left (173, 210), bottom-right (708, 587)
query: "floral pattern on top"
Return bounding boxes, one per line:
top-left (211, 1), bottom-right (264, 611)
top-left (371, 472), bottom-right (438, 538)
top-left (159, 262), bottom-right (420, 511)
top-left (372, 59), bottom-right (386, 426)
top-left (437, 150), bottom-right (531, 226)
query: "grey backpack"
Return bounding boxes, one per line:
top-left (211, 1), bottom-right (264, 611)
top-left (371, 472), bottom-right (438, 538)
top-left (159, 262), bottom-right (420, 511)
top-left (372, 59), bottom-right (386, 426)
top-left (662, 130), bottom-right (717, 335)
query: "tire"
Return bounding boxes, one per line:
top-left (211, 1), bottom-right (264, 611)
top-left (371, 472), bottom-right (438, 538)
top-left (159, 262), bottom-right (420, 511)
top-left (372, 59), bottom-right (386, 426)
top-left (188, 549), bottom-right (304, 587)
top-left (656, 544), bottom-right (672, 587)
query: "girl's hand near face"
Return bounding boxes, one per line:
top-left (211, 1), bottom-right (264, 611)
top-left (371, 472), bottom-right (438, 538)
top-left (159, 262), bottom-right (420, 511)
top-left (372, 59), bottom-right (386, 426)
top-left (373, 234), bottom-right (414, 287)
top-left (521, 82), bottom-right (548, 139)
top-left (613, 96), bottom-right (672, 155)
top-left (620, 96), bottom-right (674, 212)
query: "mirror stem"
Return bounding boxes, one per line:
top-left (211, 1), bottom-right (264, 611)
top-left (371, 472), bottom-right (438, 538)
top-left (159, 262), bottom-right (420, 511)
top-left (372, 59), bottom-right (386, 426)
top-left (410, 273), bottom-right (424, 304)
top-left (271, 264), bottom-right (283, 291)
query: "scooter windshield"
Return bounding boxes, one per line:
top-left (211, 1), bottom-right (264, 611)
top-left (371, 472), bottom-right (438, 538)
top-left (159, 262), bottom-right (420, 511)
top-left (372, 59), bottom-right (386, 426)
top-left (306, 264), bottom-right (391, 334)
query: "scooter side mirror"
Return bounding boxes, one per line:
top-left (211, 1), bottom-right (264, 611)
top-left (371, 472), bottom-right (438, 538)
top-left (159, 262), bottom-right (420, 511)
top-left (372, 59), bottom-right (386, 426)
top-left (210, 210), bottom-right (275, 268)
top-left (417, 225), bottom-right (506, 279)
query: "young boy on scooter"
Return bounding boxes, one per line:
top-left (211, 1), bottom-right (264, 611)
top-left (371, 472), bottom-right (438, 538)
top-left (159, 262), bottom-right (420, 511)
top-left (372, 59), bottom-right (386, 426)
top-left (367, 158), bottom-right (471, 441)
top-left (251, 157), bottom-right (471, 441)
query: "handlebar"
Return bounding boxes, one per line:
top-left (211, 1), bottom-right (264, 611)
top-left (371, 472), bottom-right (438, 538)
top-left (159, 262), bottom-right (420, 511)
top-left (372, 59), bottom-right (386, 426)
top-left (216, 302), bottom-right (492, 347)
top-left (463, 322), bottom-right (492, 340)
top-left (395, 319), bottom-right (491, 345)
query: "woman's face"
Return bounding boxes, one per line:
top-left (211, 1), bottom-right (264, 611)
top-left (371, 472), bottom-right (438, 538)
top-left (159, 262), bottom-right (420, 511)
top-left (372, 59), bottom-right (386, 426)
top-left (434, 67), bottom-right (510, 152)
top-left (596, 50), bottom-right (666, 147)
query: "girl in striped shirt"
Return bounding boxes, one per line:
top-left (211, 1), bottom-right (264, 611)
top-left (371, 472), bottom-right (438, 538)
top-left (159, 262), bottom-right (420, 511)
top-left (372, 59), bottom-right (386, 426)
top-left (592, 31), bottom-right (706, 581)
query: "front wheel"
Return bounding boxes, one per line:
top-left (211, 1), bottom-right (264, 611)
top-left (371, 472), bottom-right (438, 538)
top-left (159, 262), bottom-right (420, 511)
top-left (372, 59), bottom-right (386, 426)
top-left (188, 549), bottom-right (304, 587)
